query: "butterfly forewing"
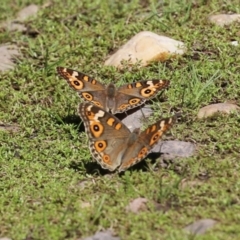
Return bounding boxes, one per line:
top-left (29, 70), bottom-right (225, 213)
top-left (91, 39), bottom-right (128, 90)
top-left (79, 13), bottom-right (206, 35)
top-left (57, 67), bottom-right (106, 109)
top-left (115, 79), bottom-right (170, 113)
top-left (57, 67), bottom-right (170, 114)
top-left (78, 103), bottom-right (131, 171)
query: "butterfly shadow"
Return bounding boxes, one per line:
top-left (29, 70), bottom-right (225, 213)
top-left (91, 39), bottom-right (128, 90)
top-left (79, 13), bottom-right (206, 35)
top-left (69, 160), bottom-right (114, 176)
top-left (55, 114), bottom-right (85, 133)
top-left (116, 152), bottom-right (166, 176)
top-left (115, 104), bottom-right (152, 120)
top-left (68, 151), bottom-right (163, 176)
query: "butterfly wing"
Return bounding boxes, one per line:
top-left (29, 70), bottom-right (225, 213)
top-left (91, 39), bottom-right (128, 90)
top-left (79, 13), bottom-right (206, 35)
top-left (118, 115), bottom-right (176, 172)
top-left (57, 67), bottom-right (107, 109)
top-left (78, 103), bottom-right (131, 171)
top-left (112, 80), bottom-right (170, 113)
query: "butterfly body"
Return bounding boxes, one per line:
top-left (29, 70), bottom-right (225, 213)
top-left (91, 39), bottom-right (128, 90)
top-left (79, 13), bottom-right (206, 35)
top-left (57, 67), bottom-right (170, 114)
top-left (79, 103), bottom-right (175, 172)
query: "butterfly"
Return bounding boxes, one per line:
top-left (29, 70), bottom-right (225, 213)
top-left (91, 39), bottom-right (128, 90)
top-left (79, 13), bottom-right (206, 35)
top-left (78, 102), bottom-right (176, 172)
top-left (57, 67), bottom-right (170, 114)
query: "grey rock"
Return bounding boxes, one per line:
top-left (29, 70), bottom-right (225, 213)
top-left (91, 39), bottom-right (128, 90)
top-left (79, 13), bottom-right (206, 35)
top-left (184, 219), bottom-right (217, 235)
top-left (121, 105), bottom-right (153, 132)
top-left (82, 231), bottom-right (120, 240)
top-left (151, 140), bottom-right (196, 159)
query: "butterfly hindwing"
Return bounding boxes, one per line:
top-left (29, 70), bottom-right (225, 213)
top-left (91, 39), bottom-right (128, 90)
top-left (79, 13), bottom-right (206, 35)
top-left (118, 116), bottom-right (176, 172)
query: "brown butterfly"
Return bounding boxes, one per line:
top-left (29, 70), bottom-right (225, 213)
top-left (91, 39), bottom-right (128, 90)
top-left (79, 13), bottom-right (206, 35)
top-left (79, 103), bottom-right (176, 172)
top-left (57, 67), bottom-right (170, 114)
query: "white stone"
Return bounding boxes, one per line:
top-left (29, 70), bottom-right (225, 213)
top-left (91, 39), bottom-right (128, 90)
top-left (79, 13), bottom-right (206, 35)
top-left (231, 41), bottom-right (238, 46)
top-left (0, 4), bottom-right (39, 32)
top-left (17, 4), bottom-right (39, 21)
top-left (0, 44), bottom-right (20, 72)
top-left (104, 31), bottom-right (185, 68)
top-left (209, 14), bottom-right (240, 26)
top-left (197, 103), bottom-right (240, 119)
